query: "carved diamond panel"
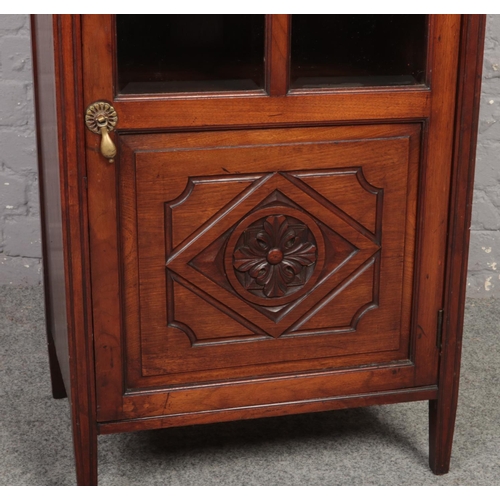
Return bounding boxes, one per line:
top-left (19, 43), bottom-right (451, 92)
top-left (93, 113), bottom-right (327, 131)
top-left (166, 170), bottom-right (382, 341)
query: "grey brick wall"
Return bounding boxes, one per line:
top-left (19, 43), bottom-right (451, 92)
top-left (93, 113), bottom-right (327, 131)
top-left (0, 14), bottom-right (499, 296)
top-left (468, 14), bottom-right (500, 297)
top-left (0, 15), bottom-right (41, 285)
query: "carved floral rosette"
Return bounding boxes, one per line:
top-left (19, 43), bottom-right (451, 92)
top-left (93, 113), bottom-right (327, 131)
top-left (225, 207), bottom-right (326, 307)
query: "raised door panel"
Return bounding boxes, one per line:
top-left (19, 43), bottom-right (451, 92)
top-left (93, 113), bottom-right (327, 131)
top-left (92, 123), bottom-right (424, 408)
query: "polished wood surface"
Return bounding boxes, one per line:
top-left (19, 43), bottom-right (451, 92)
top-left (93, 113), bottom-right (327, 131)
top-left (82, 14), bottom-right (431, 129)
top-left (429, 14), bottom-right (487, 475)
top-left (32, 14), bottom-right (485, 485)
top-left (32, 14), bottom-right (97, 486)
top-left (89, 123), bottom-right (429, 423)
top-left (31, 15), bottom-right (68, 400)
top-left (99, 385), bottom-right (438, 435)
top-left (266, 15), bottom-right (290, 96)
top-left (410, 14), bottom-right (461, 386)
top-left (128, 126), bottom-right (415, 373)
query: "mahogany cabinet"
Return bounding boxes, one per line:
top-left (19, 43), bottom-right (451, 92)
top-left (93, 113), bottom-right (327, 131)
top-left (31, 15), bottom-right (485, 485)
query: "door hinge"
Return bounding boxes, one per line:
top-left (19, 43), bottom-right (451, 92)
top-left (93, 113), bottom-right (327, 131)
top-left (436, 309), bottom-right (444, 350)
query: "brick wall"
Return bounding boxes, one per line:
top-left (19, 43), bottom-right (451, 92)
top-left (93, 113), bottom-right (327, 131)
top-left (0, 15), bottom-right (41, 284)
top-left (0, 14), bottom-right (499, 296)
top-left (468, 14), bottom-right (500, 296)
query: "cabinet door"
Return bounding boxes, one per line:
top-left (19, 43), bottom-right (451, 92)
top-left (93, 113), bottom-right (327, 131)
top-left (124, 125), bottom-right (417, 378)
top-left (81, 15), bottom-right (461, 422)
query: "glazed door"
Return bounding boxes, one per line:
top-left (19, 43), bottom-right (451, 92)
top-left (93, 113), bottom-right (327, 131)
top-left (81, 15), bottom-right (462, 422)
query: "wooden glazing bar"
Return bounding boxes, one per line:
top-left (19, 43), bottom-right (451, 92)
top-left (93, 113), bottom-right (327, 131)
top-left (265, 15), bottom-right (291, 96)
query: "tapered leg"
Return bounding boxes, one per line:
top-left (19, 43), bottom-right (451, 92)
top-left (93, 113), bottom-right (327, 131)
top-left (73, 421), bottom-right (98, 486)
top-left (46, 330), bottom-right (67, 399)
top-left (428, 395), bottom-right (458, 474)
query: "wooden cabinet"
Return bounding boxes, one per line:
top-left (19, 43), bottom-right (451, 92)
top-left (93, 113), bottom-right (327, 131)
top-left (31, 15), bottom-right (486, 485)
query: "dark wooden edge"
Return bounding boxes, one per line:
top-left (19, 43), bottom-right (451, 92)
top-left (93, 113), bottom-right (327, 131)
top-left (59, 14), bottom-right (98, 485)
top-left (425, 15), bottom-right (435, 89)
top-left (99, 386), bottom-right (438, 435)
top-left (31, 15), bottom-right (68, 400)
top-left (265, 14), bottom-right (291, 96)
top-left (32, 15), bottom-right (98, 485)
top-left (430, 14), bottom-right (486, 474)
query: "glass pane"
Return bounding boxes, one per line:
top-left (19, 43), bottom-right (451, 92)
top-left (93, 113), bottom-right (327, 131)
top-left (291, 15), bottom-right (427, 89)
top-left (116, 15), bottom-right (265, 94)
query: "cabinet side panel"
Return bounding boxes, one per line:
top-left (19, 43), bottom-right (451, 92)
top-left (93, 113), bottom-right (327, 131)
top-left (429, 14), bottom-right (487, 475)
top-left (31, 14), bottom-right (70, 395)
top-left (33, 14), bottom-right (98, 484)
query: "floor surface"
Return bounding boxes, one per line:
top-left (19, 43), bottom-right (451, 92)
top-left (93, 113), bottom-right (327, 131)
top-left (1, 285), bottom-right (499, 485)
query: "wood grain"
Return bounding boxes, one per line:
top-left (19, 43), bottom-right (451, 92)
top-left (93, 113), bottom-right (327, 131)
top-left (82, 16), bottom-right (431, 129)
top-left (99, 386), bottom-right (438, 435)
top-left (118, 361), bottom-right (418, 421)
top-left (266, 15), bottom-right (291, 96)
top-left (89, 126), bottom-right (419, 410)
top-left (410, 15), bottom-right (461, 386)
top-left (31, 15), bottom-right (68, 400)
top-left (33, 15), bottom-right (485, 484)
top-left (429, 14), bottom-right (487, 475)
top-left (33, 14), bottom-right (98, 485)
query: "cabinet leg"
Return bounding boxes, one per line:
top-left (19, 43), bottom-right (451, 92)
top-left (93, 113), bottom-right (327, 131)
top-left (46, 331), bottom-right (67, 399)
top-left (73, 424), bottom-right (98, 486)
top-left (428, 397), bottom-right (457, 475)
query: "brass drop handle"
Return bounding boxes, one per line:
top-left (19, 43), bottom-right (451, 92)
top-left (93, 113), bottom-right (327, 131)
top-left (85, 102), bottom-right (118, 163)
top-left (96, 115), bottom-right (117, 162)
